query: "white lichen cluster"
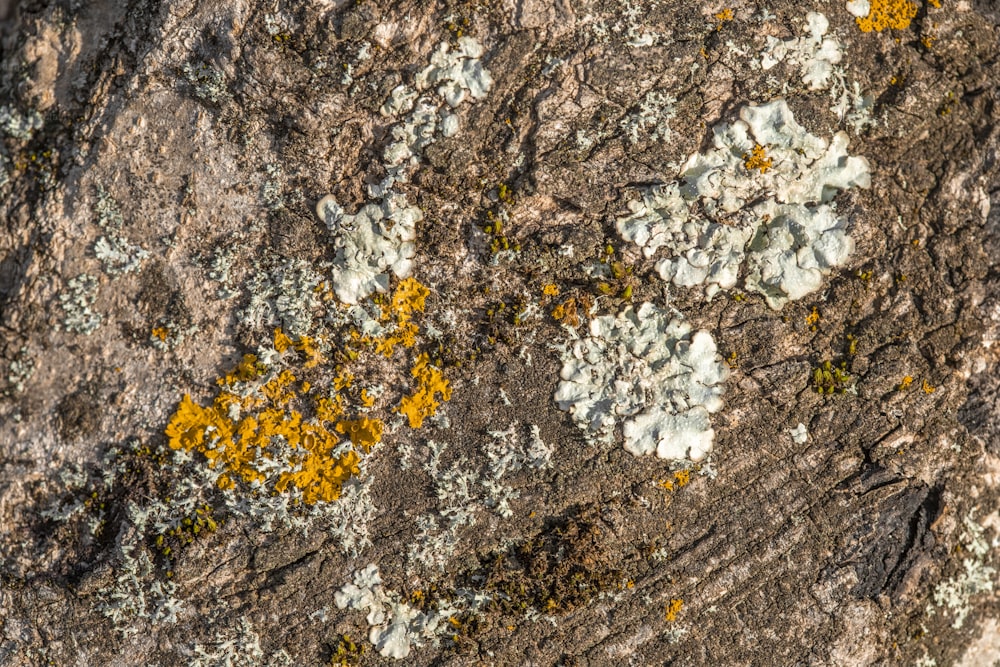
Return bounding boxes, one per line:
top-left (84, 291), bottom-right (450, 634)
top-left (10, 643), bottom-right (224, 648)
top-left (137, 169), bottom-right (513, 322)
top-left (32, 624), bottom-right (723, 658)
top-left (617, 99), bottom-right (870, 308)
top-left (189, 617), bottom-right (293, 667)
top-left (620, 90), bottom-right (677, 145)
top-left (58, 274), bottom-right (102, 335)
top-left (6, 346), bottom-right (34, 394)
top-left (929, 511), bottom-right (997, 629)
top-left (761, 12), bottom-right (843, 91)
top-left (239, 258), bottom-right (323, 336)
top-left (482, 423), bottom-right (554, 517)
top-left (93, 185), bottom-right (149, 277)
top-left (0, 104), bottom-right (43, 141)
top-left (759, 11), bottom-right (876, 134)
top-left (317, 193), bottom-right (420, 305)
top-left (95, 536), bottom-right (184, 632)
top-left (407, 425), bottom-right (552, 570)
top-left (554, 302), bottom-right (728, 461)
top-left (335, 564), bottom-right (488, 659)
top-left (317, 37), bottom-right (492, 305)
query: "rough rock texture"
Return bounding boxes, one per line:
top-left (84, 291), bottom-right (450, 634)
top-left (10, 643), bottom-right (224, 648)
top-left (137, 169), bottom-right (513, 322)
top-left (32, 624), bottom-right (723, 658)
top-left (1, 0), bottom-right (999, 665)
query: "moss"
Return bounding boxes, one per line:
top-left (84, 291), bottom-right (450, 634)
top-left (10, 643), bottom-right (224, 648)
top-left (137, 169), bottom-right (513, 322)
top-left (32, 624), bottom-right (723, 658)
top-left (329, 635), bottom-right (365, 666)
top-left (811, 360), bottom-right (853, 394)
top-left (468, 509), bottom-right (623, 616)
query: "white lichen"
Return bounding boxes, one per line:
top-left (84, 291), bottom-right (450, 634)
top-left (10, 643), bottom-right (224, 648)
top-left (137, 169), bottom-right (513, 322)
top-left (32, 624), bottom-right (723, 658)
top-left (317, 38), bottom-right (491, 305)
top-left (414, 37), bottom-right (493, 108)
top-left (617, 99), bottom-right (870, 308)
top-left (335, 563), bottom-right (482, 660)
top-left (0, 105), bottom-right (43, 141)
top-left (93, 186), bottom-right (149, 277)
top-left (316, 193), bottom-right (420, 305)
top-left (59, 274), bottom-right (102, 335)
top-left (554, 302), bottom-right (728, 461)
top-left (930, 511), bottom-right (996, 629)
top-left (620, 90), bottom-right (677, 145)
top-left (761, 12), bottom-right (843, 91)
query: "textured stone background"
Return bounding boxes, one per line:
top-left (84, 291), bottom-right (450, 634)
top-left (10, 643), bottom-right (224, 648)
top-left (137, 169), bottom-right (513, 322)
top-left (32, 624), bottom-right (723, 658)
top-left (1, 0), bottom-right (999, 665)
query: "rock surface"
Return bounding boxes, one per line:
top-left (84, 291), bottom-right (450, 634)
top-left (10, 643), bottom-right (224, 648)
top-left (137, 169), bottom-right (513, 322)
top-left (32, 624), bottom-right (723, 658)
top-left (1, 1), bottom-right (999, 665)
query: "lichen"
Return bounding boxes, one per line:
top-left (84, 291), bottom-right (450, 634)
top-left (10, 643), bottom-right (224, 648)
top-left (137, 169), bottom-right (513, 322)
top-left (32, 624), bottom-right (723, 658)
top-left (397, 353), bottom-right (452, 429)
top-left (59, 274), bottom-right (102, 335)
top-left (554, 302), bottom-right (728, 461)
top-left (853, 0), bottom-right (918, 32)
top-left (616, 99), bottom-right (870, 308)
top-left (165, 329), bottom-right (382, 505)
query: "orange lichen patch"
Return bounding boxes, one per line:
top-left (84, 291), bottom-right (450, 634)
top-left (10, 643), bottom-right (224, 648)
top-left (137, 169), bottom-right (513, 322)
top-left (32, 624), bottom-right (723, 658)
top-left (359, 388), bottom-right (375, 408)
top-left (262, 369), bottom-right (297, 406)
top-left (166, 394), bottom-right (233, 451)
top-left (217, 354), bottom-right (265, 387)
top-left (315, 394), bottom-right (346, 423)
top-left (855, 0), bottom-right (918, 32)
top-left (898, 375), bottom-right (914, 391)
top-left (333, 369), bottom-right (354, 391)
top-left (542, 283), bottom-right (560, 297)
top-left (743, 144), bottom-right (773, 174)
top-left (673, 469), bottom-right (691, 488)
top-left (922, 379), bottom-right (936, 394)
top-left (274, 328), bottom-right (293, 353)
top-left (167, 383), bottom-right (364, 503)
top-left (336, 417), bottom-right (384, 453)
top-left (551, 297), bottom-right (580, 328)
top-left (928, 0), bottom-right (940, 6)
top-left (665, 599), bottom-right (684, 622)
top-left (362, 278), bottom-right (429, 357)
top-left (275, 447), bottom-right (360, 504)
top-left (391, 277), bottom-right (430, 320)
top-left (921, 34), bottom-right (936, 49)
top-left (294, 334), bottom-right (324, 368)
top-left (397, 353), bottom-right (452, 428)
top-left (152, 326), bottom-right (169, 342)
top-left (714, 8), bottom-right (733, 29)
top-left (370, 321), bottom-right (418, 357)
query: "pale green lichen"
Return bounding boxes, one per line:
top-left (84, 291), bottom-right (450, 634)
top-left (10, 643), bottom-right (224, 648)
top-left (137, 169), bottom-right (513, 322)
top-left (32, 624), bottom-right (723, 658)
top-left (617, 99), bottom-right (871, 308)
top-left (59, 274), bottom-right (102, 335)
top-left (554, 302), bottom-right (728, 461)
top-left (930, 511), bottom-right (996, 629)
top-left (93, 185), bottom-right (149, 276)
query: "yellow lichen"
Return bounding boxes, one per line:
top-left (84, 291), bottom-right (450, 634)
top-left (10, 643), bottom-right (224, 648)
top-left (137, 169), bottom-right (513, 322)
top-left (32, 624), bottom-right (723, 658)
top-left (336, 417), bottom-right (384, 453)
top-left (273, 328), bottom-right (293, 353)
top-left (542, 283), bottom-right (560, 297)
top-left (743, 144), bottom-right (773, 173)
top-left (391, 276), bottom-right (430, 320)
top-left (397, 353), bottom-right (452, 428)
top-left (665, 599), bottom-right (684, 622)
top-left (152, 326), bottom-right (169, 342)
top-left (805, 307), bottom-right (820, 327)
top-left (855, 0), bottom-right (918, 32)
top-left (922, 379), bottom-right (936, 394)
top-left (217, 354), bottom-right (265, 387)
top-left (898, 375), bottom-right (914, 391)
top-left (714, 8), bottom-right (733, 30)
top-left (362, 278), bottom-right (430, 357)
top-left (551, 297), bottom-right (580, 328)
